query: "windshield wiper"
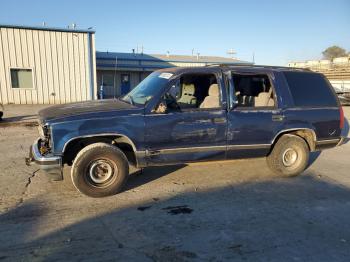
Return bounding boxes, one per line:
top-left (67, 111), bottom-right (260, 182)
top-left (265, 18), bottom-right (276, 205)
top-left (121, 95), bottom-right (134, 105)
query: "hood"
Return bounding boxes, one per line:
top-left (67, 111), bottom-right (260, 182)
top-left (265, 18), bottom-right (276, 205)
top-left (38, 99), bottom-right (137, 123)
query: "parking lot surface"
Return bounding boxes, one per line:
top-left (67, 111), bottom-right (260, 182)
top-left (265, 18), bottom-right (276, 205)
top-left (0, 108), bottom-right (349, 261)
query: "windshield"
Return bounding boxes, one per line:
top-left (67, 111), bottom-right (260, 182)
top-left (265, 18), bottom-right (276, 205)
top-left (121, 72), bottom-right (172, 105)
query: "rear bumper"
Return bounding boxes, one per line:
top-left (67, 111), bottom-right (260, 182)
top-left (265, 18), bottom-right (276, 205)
top-left (25, 138), bottom-right (63, 181)
top-left (315, 137), bottom-right (346, 151)
top-left (337, 136), bottom-right (347, 147)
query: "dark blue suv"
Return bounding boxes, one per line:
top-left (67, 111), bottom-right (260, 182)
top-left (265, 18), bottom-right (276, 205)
top-left (26, 66), bottom-right (345, 197)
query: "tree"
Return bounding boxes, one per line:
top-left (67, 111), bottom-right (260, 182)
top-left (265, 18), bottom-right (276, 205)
top-left (322, 46), bottom-right (347, 60)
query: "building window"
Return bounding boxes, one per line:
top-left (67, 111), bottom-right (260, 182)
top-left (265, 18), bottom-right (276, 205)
top-left (10, 68), bottom-right (34, 89)
top-left (101, 74), bottom-right (114, 86)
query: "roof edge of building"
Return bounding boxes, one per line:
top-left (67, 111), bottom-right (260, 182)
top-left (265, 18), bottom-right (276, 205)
top-left (96, 51), bottom-right (253, 65)
top-left (0, 23), bottom-right (95, 34)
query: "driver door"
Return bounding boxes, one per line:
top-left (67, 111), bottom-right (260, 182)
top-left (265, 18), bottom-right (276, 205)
top-left (144, 73), bottom-right (227, 165)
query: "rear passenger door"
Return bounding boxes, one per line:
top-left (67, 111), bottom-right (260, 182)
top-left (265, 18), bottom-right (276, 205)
top-left (226, 71), bottom-right (283, 158)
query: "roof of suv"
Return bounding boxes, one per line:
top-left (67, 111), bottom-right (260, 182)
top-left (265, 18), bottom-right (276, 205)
top-left (213, 64), bottom-right (311, 72)
top-left (157, 65), bottom-right (311, 74)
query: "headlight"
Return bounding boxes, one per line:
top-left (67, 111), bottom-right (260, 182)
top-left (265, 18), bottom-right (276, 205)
top-left (38, 125), bottom-right (45, 138)
top-left (38, 125), bottom-right (50, 139)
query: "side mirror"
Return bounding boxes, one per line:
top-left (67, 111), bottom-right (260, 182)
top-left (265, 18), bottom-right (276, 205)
top-left (154, 100), bottom-right (168, 114)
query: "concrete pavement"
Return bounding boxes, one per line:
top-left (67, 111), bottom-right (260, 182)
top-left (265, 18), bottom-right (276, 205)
top-left (0, 107), bottom-right (349, 261)
top-left (0, 104), bottom-right (49, 126)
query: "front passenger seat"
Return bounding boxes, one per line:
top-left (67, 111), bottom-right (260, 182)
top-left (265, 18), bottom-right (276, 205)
top-left (200, 84), bottom-right (220, 108)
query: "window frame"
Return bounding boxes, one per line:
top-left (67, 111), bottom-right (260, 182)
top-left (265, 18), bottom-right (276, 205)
top-left (229, 71), bottom-right (278, 111)
top-left (100, 73), bottom-right (115, 87)
top-left (9, 67), bottom-right (35, 90)
top-left (153, 72), bottom-right (224, 114)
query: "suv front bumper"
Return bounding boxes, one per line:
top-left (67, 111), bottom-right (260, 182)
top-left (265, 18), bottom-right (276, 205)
top-left (25, 138), bottom-right (63, 181)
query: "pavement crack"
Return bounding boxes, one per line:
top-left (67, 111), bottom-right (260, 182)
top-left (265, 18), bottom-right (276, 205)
top-left (17, 169), bottom-right (40, 206)
top-left (25, 169), bottom-right (40, 188)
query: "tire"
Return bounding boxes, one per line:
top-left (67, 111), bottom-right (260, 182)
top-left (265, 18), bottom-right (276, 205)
top-left (71, 143), bottom-right (129, 197)
top-left (266, 135), bottom-right (309, 177)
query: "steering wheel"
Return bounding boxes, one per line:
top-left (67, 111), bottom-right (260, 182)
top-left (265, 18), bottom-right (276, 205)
top-left (164, 93), bottom-right (181, 110)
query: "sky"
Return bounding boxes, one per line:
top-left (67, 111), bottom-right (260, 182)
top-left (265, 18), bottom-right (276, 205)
top-left (0, 0), bottom-right (349, 65)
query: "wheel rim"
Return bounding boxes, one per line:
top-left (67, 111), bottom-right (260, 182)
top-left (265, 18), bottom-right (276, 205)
top-left (282, 148), bottom-right (298, 167)
top-left (88, 159), bottom-right (116, 185)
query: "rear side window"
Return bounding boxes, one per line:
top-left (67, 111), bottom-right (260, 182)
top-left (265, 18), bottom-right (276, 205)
top-left (284, 71), bottom-right (337, 107)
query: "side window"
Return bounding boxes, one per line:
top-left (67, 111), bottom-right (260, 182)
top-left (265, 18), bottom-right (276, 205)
top-left (232, 73), bottom-right (275, 108)
top-left (101, 73), bottom-right (114, 86)
top-left (163, 73), bottom-right (221, 111)
top-left (283, 71), bottom-right (338, 107)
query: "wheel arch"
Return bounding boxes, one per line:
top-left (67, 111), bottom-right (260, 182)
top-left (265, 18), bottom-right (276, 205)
top-left (271, 128), bottom-right (317, 152)
top-left (62, 134), bottom-right (138, 166)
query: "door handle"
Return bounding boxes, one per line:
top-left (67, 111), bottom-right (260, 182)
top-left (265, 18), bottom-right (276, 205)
top-left (272, 115), bottom-right (285, 121)
top-left (195, 119), bottom-right (211, 124)
top-left (213, 118), bottom-right (226, 124)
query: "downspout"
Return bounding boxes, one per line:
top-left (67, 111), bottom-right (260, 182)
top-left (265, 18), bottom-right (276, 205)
top-left (87, 32), bottom-right (95, 100)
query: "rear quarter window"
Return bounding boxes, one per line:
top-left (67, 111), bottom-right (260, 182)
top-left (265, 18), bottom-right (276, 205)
top-left (284, 71), bottom-right (338, 107)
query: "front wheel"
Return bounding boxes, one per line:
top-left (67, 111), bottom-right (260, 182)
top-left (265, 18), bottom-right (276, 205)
top-left (267, 135), bottom-right (309, 177)
top-left (71, 143), bottom-right (129, 197)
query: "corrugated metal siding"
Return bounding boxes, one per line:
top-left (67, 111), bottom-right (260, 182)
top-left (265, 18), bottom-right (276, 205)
top-left (0, 27), bottom-right (96, 104)
top-left (130, 72), bottom-right (139, 89)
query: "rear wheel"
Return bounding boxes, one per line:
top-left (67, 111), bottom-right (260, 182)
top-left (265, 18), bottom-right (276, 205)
top-left (71, 143), bottom-right (129, 197)
top-left (267, 135), bottom-right (309, 177)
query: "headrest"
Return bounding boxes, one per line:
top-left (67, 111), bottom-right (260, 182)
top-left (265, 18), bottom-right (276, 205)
top-left (257, 92), bottom-right (270, 98)
top-left (182, 84), bottom-right (195, 95)
top-left (208, 84), bottom-right (219, 96)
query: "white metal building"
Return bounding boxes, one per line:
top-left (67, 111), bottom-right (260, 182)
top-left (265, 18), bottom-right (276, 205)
top-left (0, 24), bottom-right (97, 104)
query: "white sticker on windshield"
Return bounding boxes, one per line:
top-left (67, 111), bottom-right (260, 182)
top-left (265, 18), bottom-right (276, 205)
top-left (158, 72), bottom-right (173, 79)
